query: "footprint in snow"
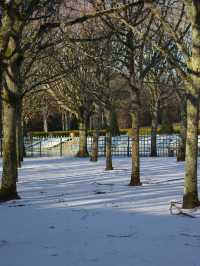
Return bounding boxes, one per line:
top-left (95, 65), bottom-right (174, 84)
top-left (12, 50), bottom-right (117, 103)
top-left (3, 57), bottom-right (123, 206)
top-left (0, 240), bottom-right (9, 247)
top-left (48, 226), bottom-right (56, 229)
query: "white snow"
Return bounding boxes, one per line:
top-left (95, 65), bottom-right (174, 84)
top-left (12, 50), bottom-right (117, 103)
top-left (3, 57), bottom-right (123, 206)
top-left (0, 157), bottom-right (200, 266)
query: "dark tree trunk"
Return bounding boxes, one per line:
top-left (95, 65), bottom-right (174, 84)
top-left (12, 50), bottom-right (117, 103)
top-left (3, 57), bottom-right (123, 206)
top-left (150, 102), bottom-right (158, 157)
top-left (105, 130), bottom-right (113, 170)
top-left (90, 114), bottom-right (99, 162)
top-left (105, 110), bottom-right (113, 170)
top-left (177, 100), bottom-right (187, 162)
top-left (61, 112), bottom-right (66, 131)
top-left (130, 109), bottom-right (141, 186)
top-left (16, 102), bottom-right (24, 168)
top-left (0, 73), bottom-right (19, 201)
top-left (0, 9), bottom-right (22, 200)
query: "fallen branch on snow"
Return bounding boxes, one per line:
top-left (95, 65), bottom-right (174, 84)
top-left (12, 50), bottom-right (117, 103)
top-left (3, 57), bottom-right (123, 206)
top-left (169, 201), bottom-right (196, 218)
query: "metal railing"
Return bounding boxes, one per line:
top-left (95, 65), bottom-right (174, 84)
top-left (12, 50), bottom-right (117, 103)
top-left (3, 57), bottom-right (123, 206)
top-left (0, 134), bottom-right (192, 158)
top-left (23, 134), bottom-right (181, 157)
top-left (87, 135), bottom-right (180, 157)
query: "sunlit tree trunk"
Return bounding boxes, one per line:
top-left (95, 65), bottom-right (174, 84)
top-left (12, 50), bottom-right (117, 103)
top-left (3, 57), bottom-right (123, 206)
top-left (76, 119), bottom-right (89, 157)
top-left (183, 1), bottom-right (200, 209)
top-left (43, 106), bottom-right (48, 133)
top-left (183, 88), bottom-right (199, 208)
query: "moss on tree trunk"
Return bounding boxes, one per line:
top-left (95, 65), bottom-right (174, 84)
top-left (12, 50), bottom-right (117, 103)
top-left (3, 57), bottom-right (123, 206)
top-left (182, 1), bottom-right (200, 209)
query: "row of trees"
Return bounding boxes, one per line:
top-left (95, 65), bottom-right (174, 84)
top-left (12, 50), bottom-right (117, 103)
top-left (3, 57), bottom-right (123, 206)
top-left (0, 0), bottom-right (199, 209)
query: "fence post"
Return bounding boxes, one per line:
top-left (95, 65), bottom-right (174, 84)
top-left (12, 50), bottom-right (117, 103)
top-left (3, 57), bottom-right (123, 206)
top-left (127, 136), bottom-right (130, 157)
top-left (60, 137), bottom-right (63, 157)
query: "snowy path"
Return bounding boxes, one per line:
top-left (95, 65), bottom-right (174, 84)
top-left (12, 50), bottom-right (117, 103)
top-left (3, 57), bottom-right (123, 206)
top-left (0, 157), bottom-right (200, 266)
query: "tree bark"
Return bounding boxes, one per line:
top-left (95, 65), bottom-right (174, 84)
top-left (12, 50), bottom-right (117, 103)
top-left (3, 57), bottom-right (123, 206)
top-left (43, 107), bottom-right (48, 133)
top-left (76, 120), bottom-right (89, 157)
top-left (130, 109), bottom-right (142, 186)
top-left (16, 102), bottom-right (24, 168)
top-left (61, 112), bottom-right (66, 131)
top-left (150, 102), bottom-right (158, 157)
top-left (0, 72), bottom-right (19, 201)
top-left (105, 110), bottom-right (113, 170)
top-left (90, 114), bottom-right (99, 162)
top-left (183, 1), bottom-right (200, 209)
top-left (183, 91), bottom-right (199, 208)
top-left (177, 100), bottom-right (187, 162)
top-left (0, 7), bottom-right (22, 200)
top-left (62, 111), bottom-right (70, 131)
top-left (105, 130), bottom-right (113, 170)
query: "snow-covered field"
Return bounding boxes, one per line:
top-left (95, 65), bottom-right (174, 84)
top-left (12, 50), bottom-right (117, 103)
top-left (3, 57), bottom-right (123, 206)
top-left (0, 157), bottom-right (200, 266)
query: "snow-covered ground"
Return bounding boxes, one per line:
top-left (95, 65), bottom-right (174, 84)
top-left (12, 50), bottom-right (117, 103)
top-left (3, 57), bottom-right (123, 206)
top-left (0, 157), bottom-right (200, 266)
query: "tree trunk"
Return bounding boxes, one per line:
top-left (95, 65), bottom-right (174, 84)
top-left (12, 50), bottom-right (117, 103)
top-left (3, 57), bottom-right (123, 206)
top-left (0, 1), bottom-right (24, 201)
top-left (150, 103), bottom-right (158, 157)
top-left (177, 100), bottom-right (187, 162)
top-left (130, 109), bottom-right (142, 186)
top-left (62, 112), bottom-right (70, 131)
top-left (16, 102), bottom-right (23, 168)
top-left (105, 110), bottom-right (113, 170)
top-left (0, 74), bottom-right (19, 201)
top-left (0, 90), bottom-right (2, 138)
top-left (91, 129), bottom-right (99, 162)
top-left (61, 112), bottom-right (66, 131)
top-left (43, 109), bottom-right (48, 133)
top-left (105, 131), bottom-right (113, 170)
top-left (76, 120), bottom-right (89, 157)
top-left (183, 91), bottom-right (199, 208)
top-left (90, 114), bottom-right (99, 162)
top-left (183, 1), bottom-right (200, 208)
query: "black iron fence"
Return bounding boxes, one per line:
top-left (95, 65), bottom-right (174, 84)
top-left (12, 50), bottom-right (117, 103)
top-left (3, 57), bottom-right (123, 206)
top-left (0, 134), bottom-right (193, 158)
top-left (90, 135), bottom-right (180, 157)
